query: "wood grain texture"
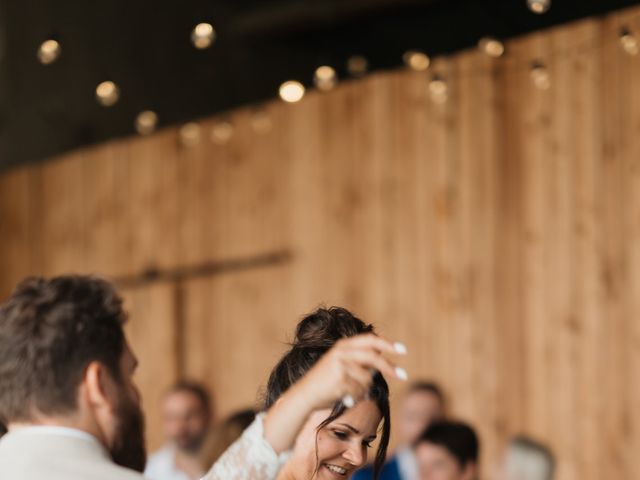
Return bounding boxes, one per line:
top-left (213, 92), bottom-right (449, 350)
top-left (1, 6), bottom-right (640, 478)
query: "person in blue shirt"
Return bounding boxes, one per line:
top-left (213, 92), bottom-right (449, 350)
top-left (353, 382), bottom-right (446, 480)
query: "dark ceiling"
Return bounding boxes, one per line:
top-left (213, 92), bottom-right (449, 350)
top-left (0, 0), bottom-right (639, 171)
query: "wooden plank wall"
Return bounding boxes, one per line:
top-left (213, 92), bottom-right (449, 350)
top-left (1, 7), bottom-right (640, 479)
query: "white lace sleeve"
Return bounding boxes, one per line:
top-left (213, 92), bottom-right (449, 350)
top-left (201, 413), bottom-right (291, 480)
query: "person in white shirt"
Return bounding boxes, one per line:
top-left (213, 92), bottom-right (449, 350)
top-left (0, 275), bottom-right (147, 480)
top-left (494, 436), bottom-right (555, 480)
top-left (145, 381), bottom-right (214, 480)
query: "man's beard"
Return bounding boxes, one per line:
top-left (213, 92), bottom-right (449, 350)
top-left (110, 392), bottom-right (147, 472)
top-left (176, 432), bottom-right (207, 454)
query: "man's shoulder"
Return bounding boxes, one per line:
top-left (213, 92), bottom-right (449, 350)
top-left (0, 456), bottom-right (146, 480)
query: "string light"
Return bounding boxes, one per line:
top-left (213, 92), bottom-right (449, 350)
top-left (191, 23), bottom-right (216, 49)
top-left (211, 121), bottom-right (234, 144)
top-left (347, 55), bottom-right (369, 76)
top-left (179, 122), bottom-right (201, 147)
top-left (403, 50), bottom-right (430, 71)
top-left (279, 81), bottom-right (305, 103)
top-left (429, 75), bottom-right (448, 104)
top-left (135, 111), bottom-right (158, 135)
top-left (527, 0), bottom-right (551, 14)
top-left (478, 37), bottom-right (505, 57)
top-left (37, 39), bottom-right (61, 65)
top-left (530, 61), bottom-right (551, 90)
top-left (314, 66), bottom-right (338, 92)
top-left (619, 27), bottom-right (639, 55)
top-left (95, 81), bottom-right (120, 107)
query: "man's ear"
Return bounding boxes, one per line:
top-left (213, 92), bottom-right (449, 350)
top-left (84, 361), bottom-right (114, 411)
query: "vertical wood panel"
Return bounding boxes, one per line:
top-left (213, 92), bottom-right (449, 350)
top-left (0, 6), bottom-right (639, 477)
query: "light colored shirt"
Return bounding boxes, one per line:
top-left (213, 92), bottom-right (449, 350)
top-left (396, 446), bottom-right (419, 480)
top-left (0, 425), bottom-right (144, 480)
top-left (145, 446), bottom-right (192, 480)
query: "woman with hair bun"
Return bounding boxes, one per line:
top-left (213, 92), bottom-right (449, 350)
top-left (203, 307), bottom-right (407, 480)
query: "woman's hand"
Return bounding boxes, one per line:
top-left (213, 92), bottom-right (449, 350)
top-left (263, 334), bottom-right (407, 453)
top-left (296, 333), bottom-right (408, 409)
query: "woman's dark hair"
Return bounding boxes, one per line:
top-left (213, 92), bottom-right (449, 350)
top-left (264, 306), bottom-right (391, 480)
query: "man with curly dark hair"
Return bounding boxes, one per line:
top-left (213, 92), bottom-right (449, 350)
top-left (0, 275), bottom-right (147, 480)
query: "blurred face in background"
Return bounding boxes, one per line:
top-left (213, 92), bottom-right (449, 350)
top-left (399, 390), bottom-right (445, 445)
top-left (415, 442), bottom-right (476, 480)
top-left (162, 390), bottom-right (210, 453)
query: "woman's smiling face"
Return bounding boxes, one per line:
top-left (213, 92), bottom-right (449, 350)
top-left (286, 400), bottom-right (382, 480)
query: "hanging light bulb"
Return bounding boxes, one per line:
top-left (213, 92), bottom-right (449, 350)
top-left (179, 122), bottom-right (201, 147)
top-left (347, 55), bottom-right (369, 77)
top-left (619, 27), bottom-right (639, 56)
top-left (429, 75), bottom-right (448, 104)
top-left (478, 37), bottom-right (505, 58)
top-left (211, 121), bottom-right (234, 145)
top-left (191, 23), bottom-right (216, 49)
top-left (527, 0), bottom-right (551, 14)
top-left (314, 66), bottom-right (338, 91)
top-left (37, 39), bottom-right (61, 65)
top-left (135, 111), bottom-right (159, 135)
top-left (530, 61), bottom-right (551, 90)
top-left (95, 81), bottom-right (120, 107)
top-left (403, 50), bottom-right (430, 71)
top-left (279, 81), bottom-right (305, 103)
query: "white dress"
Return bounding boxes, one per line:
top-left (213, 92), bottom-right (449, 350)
top-left (201, 414), bottom-right (291, 480)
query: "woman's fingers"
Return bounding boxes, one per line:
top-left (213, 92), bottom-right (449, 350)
top-left (342, 345), bottom-right (407, 382)
top-left (339, 333), bottom-right (406, 357)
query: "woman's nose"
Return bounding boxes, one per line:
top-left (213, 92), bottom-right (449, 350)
top-left (342, 443), bottom-right (365, 467)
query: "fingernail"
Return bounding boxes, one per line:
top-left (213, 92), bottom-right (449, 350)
top-left (395, 367), bottom-right (408, 381)
top-left (342, 395), bottom-right (355, 408)
top-left (394, 342), bottom-right (408, 355)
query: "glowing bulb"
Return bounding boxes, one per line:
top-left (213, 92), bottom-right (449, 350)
top-left (347, 55), bottom-right (369, 76)
top-left (96, 81), bottom-right (120, 107)
top-left (37, 39), bottom-right (61, 65)
top-left (211, 121), bottom-right (234, 144)
top-left (530, 62), bottom-right (551, 90)
top-left (527, 0), bottom-right (550, 14)
top-left (429, 75), bottom-right (448, 104)
top-left (620, 28), bottom-right (639, 56)
top-left (191, 23), bottom-right (216, 49)
top-left (179, 122), bottom-right (201, 147)
top-left (478, 37), bottom-right (505, 58)
top-left (403, 50), bottom-right (430, 71)
top-left (135, 111), bottom-right (158, 135)
top-left (279, 81), bottom-right (305, 103)
top-left (314, 66), bottom-right (338, 91)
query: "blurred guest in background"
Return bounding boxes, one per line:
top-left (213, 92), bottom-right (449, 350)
top-left (495, 435), bottom-right (554, 480)
top-left (201, 408), bottom-right (256, 468)
top-left (145, 381), bottom-right (214, 480)
top-left (414, 420), bottom-right (479, 480)
top-left (354, 381), bottom-right (446, 480)
top-left (0, 422), bottom-right (7, 438)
